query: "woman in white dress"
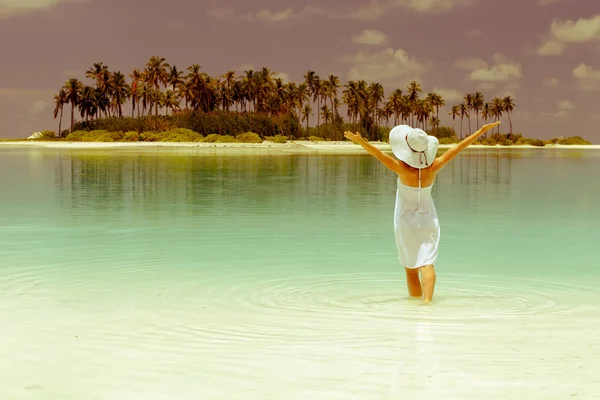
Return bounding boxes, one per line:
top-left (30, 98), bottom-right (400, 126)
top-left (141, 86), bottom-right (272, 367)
top-left (344, 121), bottom-right (500, 303)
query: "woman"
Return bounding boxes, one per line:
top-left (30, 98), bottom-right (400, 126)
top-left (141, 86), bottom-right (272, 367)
top-left (344, 121), bottom-right (500, 303)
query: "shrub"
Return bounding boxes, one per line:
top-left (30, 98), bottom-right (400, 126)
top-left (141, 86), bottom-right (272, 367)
top-left (123, 131), bottom-right (140, 141)
top-left (65, 130), bottom-right (85, 141)
top-left (38, 130), bottom-right (57, 139)
top-left (69, 110), bottom-right (301, 139)
top-left (511, 133), bottom-right (523, 142)
top-left (549, 136), bottom-right (592, 145)
top-left (379, 126), bottom-right (391, 142)
top-left (433, 126), bottom-right (457, 140)
top-left (139, 131), bottom-right (162, 142)
top-left (201, 133), bottom-right (221, 143)
top-left (439, 136), bottom-right (458, 145)
top-left (271, 135), bottom-right (287, 144)
top-left (162, 128), bottom-right (202, 142)
top-left (236, 132), bottom-right (262, 143)
top-left (216, 135), bottom-right (237, 143)
top-left (482, 138), bottom-right (497, 146)
top-left (308, 136), bottom-right (325, 142)
top-left (530, 139), bottom-right (546, 147)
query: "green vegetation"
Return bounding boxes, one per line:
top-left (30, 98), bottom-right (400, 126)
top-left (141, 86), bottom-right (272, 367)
top-left (43, 56), bottom-right (591, 146)
top-left (57, 129), bottom-right (284, 144)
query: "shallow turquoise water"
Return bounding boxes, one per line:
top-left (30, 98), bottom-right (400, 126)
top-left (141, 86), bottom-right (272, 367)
top-left (1, 147), bottom-right (599, 399)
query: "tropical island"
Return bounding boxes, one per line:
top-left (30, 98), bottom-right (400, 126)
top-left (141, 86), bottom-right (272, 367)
top-left (28, 56), bottom-right (591, 147)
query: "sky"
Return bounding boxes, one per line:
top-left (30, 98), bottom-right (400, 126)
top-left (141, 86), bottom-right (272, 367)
top-left (0, 0), bottom-right (599, 141)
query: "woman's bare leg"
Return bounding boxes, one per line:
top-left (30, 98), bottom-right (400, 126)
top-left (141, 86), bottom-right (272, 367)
top-left (420, 265), bottom-right (436, 303)
top-left (404, 267), bottom-right (422, 298)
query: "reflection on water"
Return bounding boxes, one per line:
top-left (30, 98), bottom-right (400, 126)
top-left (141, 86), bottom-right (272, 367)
top-left (0, 147), bottom-right (599, 399)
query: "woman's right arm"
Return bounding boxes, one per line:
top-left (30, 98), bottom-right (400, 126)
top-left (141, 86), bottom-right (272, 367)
top-left (432, 121), bottom-right (501, 172)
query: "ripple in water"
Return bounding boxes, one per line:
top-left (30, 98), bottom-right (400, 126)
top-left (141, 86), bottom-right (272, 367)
top-left (204, 271), bottom-right (586, 320)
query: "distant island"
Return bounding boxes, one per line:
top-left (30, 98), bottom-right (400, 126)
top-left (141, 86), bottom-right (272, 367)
top-left (33, 56), bottom-right (590, 147)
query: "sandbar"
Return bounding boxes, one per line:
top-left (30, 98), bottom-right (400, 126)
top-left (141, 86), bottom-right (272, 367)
top-left (0, 140), bottom-right (598, 154)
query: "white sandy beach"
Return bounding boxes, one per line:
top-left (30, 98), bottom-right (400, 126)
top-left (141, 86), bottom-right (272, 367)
top-left (1, 140), bottom-right (598, 152)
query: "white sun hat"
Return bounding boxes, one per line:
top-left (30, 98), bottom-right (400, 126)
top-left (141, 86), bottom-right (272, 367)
top-left (389, 125), bottom-right (439, 169)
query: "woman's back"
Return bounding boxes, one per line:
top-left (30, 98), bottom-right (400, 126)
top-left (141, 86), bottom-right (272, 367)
top-left (397, 163), bottom-right (437, 188)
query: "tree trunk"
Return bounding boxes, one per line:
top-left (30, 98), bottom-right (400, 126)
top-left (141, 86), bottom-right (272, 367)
top-left (58, 107), bottom-right (63, 138)
top-left (70, 103), bottom-right (75, 132)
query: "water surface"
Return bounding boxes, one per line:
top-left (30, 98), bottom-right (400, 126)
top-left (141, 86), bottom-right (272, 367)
top-left (1, 147), bottom-right (599, 399)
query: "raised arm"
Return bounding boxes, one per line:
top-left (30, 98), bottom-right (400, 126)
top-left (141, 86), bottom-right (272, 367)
top-left (344, 131), bottom-right (404, 173)
top-left (432, 121), bottom-right (501, 172)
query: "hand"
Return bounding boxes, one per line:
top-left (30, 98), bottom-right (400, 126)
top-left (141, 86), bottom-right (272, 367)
top-left (480, 121), bottom-right (501, 132)
top-left (344, 131), bottom-right (365, 144)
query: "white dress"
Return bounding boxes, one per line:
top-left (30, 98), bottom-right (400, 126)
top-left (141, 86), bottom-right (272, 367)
top-left (393, 176), bottom-right (440, 269)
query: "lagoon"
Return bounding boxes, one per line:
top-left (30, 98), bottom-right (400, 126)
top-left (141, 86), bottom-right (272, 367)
top-left (0, 147), bottom-right (599, 399)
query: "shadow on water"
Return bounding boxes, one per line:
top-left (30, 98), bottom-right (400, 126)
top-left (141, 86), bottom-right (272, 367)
top-left (51, 149), bottom-right (518, 213)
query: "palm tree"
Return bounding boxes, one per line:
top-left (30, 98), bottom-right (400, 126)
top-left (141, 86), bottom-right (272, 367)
top-left (129, 69), bottom-right (144, 118)
top-left (472, 91), bottom-right (484, 129)
top-left (85, 62), bottom-right (109, 88)
top-left (502, 96), bottom-right (515, 138)
top-left (458, 102), bottom-right (468, 139)
top-left (64, 78), bottom-right (83, 132)
top-left (302, 104), bottom-right (312, 135)
top-left (480, 103), bottom-right (492, 138)
top-left (162, 90), bottom-right (180, 114)
top-left (145, 56), bottom-right (170, 115)
top-left (463, 93), bottom-right (473, 133)
top-left (168, 65), bottom-right (184, 92)
top-left (222, 70), bottom-right (236, 112)
top-left (109, 71), bottom-right (129, 117)
top-left (53, 88), bottom-right (68, 137)
top-left (309, 74), bottom-right (322, 133)
top-left (449, 105), bottom-right (460, 137)
top-left (54, 59), bottom-right (523, 142)
top-left (490, 97), bottom-right (504, 134)
top-left (78, 86), bottom-right (97, 121)
top-left (388, 89), bottom-right (403, 126)
top-left (327, 74), bottom-right (340, 120)
top-left (369, 82), bottom-right (384, 139)
top-left (407, 80), bottom-right (422, 126)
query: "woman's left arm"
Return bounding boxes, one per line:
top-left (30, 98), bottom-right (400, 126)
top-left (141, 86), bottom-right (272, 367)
top-left (344, 131), bottom-right (402, 173)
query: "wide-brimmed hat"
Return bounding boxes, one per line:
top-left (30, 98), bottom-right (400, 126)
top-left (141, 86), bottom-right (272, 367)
top-left (389, 125), bottom-right (439, 169)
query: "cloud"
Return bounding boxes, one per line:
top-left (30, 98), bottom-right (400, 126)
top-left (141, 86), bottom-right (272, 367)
top-left (551, 15), bottom-right (600, 42)
top-left (537, 0), bottom-right (563, 5)
top-left (352, 29), bottom-right (388, 45)
top-left (536, 15), bottom-right (600, 55)
top-left (558, 100), bottom-right (575, 111)
top-left (341, 47), bottom-right (430, 85)
top-left (432, 87), bottom-right (463, 102)
top-left (458, 54), bottom-right (522, 82)
top-left (348, 0), bottom-right (475, 19)
top-left (543, 100), bottom-right (575, 118)
top-left (207, 0), bottom-right (475, 23)
top-left (0, 0), bottom-right (90, 19)
top-left (572, 63), bottom-right (600, 90)
top-left (244, 8), bottom-right (295, 22)
top-left (536, 40), bottom-right (565, 55)
top-left (208, 5), bottom-right (324, 23)
top-left (543, 77), bottom-right (559, 87)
